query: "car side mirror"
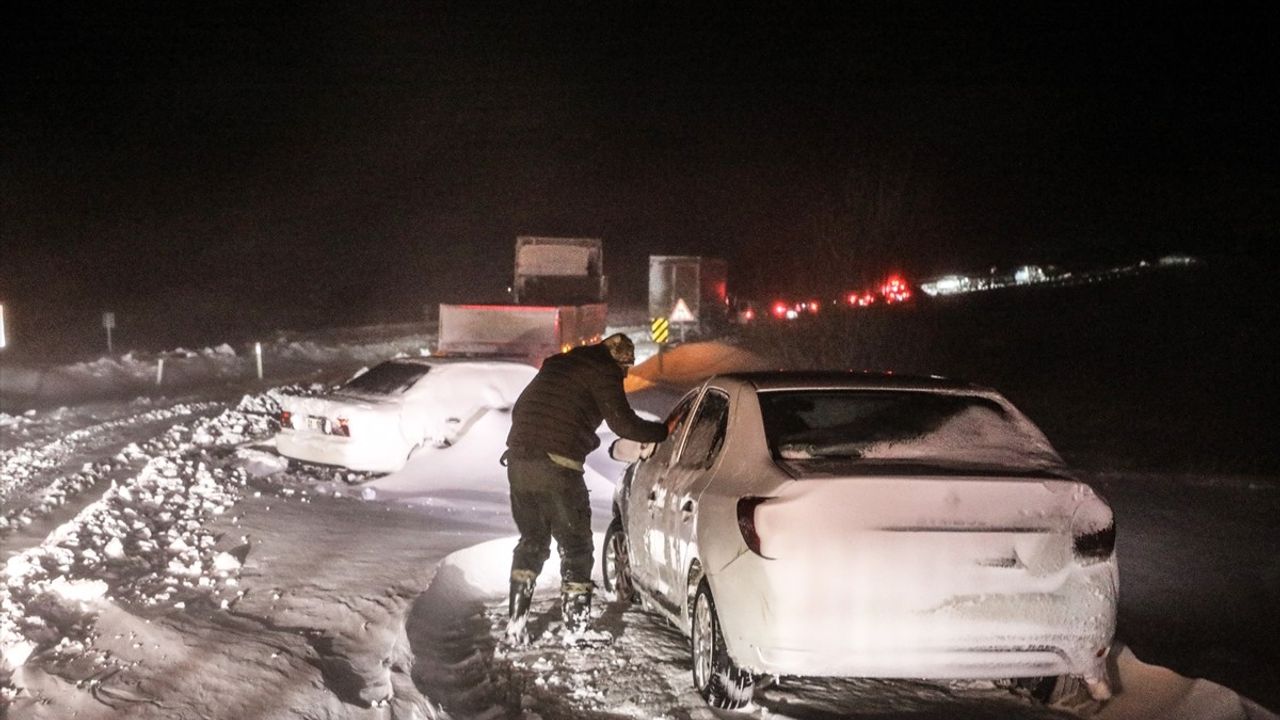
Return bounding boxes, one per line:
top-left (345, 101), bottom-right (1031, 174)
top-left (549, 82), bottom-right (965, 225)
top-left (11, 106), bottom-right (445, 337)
top-left (609, 438), bottom-right (644, 463)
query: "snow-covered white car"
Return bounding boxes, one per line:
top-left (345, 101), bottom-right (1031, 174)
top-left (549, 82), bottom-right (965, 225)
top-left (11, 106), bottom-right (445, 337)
top-left (604, 371), bottom-right (1118, 709)
top-left (275, 357), bottom-right (536, 473)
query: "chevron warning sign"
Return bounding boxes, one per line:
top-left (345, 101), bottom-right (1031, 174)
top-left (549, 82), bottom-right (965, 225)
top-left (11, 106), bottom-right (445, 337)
top-left (650, 317), bottom-right (670, 344)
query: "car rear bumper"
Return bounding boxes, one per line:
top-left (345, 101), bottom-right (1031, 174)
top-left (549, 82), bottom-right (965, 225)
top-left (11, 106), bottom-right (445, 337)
top-left (714, 552), bottom-right (1117, 681)
top-left (275, 431), bottom-right (408, 474)
top-left (750, 640), bottom-right (1104, 680)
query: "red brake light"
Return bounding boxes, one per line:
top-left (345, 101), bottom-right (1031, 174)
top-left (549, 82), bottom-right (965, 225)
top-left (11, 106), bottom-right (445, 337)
top-left (736, 496), bottom-right (774, 558)
top-left (772, 301), bottom-right (787, 318)
top-left (280, 411), bottom-right (293, 429)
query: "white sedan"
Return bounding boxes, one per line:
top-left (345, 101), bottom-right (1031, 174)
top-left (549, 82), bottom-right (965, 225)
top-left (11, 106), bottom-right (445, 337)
top-left (604, 371), bottom-right (1117, 709)
top-left (275, 357), bottom-right (536, 473)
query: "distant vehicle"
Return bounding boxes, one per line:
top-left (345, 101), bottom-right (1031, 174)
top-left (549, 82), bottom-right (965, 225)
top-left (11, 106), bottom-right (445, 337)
top-left (767, 299), bottom-right (822, 320)
top-left (604, 371), bottom-right (1117, 708)
top-left (435, 236), bottom-right (608, 363)
top-left (436, 303), bottom-right (608, 363)
top-left (275, 357), bottom-right (536, 473)
top-left (649, 255), bottom-right (730, 333)
top-left (513, 236), bottom-right (607, 305)
top-left (880, 274), bottom-right (912, 303)
top-left (845, 291), bottom-right (877, 307)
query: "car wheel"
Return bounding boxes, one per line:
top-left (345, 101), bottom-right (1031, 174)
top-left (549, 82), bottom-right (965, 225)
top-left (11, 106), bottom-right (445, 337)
top-left (1017, 675), bottom-right (1077, 704)
top-left (601, 517), bottom-right (636, 603)
top-left (691, 581), bottom-right (753, 709)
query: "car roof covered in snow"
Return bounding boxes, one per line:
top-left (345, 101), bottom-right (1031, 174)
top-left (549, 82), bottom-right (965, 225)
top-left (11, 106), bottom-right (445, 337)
top-left (378, 355), bottom-right (531, 368)
top-left (718, 370), bottom-right (988, 394)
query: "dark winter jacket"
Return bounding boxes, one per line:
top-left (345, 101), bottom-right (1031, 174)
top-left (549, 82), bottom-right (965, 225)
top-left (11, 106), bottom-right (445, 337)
top-left (506, 343), bottom-right (667, 463)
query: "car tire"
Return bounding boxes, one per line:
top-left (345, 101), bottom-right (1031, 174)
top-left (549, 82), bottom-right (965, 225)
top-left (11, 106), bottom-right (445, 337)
top-left (691, 581), bottom-right (753, 709)
top-left (601, 517), bottom-right (636, 603)
top-left (1017, 675), bottom-right (1077, 704)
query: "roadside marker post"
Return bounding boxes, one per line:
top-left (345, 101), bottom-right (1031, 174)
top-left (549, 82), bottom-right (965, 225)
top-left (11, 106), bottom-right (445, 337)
top-left (0, 303), bottom-right (7, 350)
top-left (156, 357), bottom-right (165, 386)
top-left (102, 312), bottom-right (116, 355)
top-left (650, 317), bottom-right (670, 374)
top-left (255, 342), bottom-right (264, 380)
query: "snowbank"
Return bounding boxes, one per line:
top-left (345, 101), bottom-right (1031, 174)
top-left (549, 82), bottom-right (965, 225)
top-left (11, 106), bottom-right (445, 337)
top-left (0, 396), bottom-right (273, 702)
top-left (624, 339), bottom-right (773, 392)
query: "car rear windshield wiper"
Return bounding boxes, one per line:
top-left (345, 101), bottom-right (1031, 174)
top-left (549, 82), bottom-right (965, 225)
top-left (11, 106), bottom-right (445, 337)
top-left (777, 442), bottom-right (865, 460)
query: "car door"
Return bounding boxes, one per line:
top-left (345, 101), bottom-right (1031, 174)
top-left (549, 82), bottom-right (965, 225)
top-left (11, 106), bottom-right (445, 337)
top-left (626, 390), bottom-right (699, 599)
top-left (657, 388), bottom-right (731, 606)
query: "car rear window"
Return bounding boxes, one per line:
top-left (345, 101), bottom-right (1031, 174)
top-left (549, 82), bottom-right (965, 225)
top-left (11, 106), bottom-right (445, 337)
top-left (340, 362), bottom-right (430, 395)
top-left (758, 390), bottom-right (1062, 471)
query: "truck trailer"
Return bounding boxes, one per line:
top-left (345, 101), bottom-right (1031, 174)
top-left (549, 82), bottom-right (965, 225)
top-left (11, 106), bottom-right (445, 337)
top-left (435, 236), bottom-right (609, 364)
top-left (513, 236), bottom-right (607, 305)
top-left (649, 255), bottom-right (729, 334)
top-left (435, 302), bottom-right (608, 362)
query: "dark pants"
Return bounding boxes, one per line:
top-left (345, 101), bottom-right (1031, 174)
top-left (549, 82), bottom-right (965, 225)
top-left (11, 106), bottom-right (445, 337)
top-left (507, 456), bottom-right (594, 587)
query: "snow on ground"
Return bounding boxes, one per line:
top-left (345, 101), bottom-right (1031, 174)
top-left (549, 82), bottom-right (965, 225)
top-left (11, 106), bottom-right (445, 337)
top-left (413, 538), bottom-right (1277, 720)
top-left (1, 399), bottom-right (226, 535)
top-left (2, 332), bottom-right (1277, 719)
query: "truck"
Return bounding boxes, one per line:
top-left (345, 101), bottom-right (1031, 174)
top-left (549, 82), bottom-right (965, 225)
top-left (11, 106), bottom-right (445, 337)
top-left (436, 303), bottom-right (608, 362)
top-left (648, 255), bottom-right (729, 335)
top-left (436, 237), bottom-right (608, 364)
top-left (513, 236), bottom-right (607, 305)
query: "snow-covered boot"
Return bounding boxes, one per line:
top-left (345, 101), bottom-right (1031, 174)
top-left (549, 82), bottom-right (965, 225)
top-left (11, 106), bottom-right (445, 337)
top-left (561, 583), bottom-right (592, 635)
top-left (505, 572), bottom-right (536, 645)
top-left (560, 582), bottom-right (611, 646)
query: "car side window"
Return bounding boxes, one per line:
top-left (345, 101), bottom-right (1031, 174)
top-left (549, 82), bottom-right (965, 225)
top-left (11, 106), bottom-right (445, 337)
top-left (676, 390), bottom-right (730, 470)
top-left (647, 393), bottom-right (697, 467)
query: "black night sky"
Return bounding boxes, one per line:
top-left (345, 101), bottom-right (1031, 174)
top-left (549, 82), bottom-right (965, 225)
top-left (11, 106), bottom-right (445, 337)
top-left (4, 2), bottom-right (1277, 337)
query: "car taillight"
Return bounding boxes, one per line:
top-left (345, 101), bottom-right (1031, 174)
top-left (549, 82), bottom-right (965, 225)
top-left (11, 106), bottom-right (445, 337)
top-left (1073, 521), bottom-right (1115, 563)
top-left (329, 418), bottom-right (350, 437)
top-left (737, 496), bottom-right (774, 558)
top-left (280, 411), bottom-right (293, 429)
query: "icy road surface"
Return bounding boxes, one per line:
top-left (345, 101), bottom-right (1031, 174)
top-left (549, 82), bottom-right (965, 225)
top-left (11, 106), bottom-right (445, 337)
top-left (2, 338), bottom-right (1277, 719)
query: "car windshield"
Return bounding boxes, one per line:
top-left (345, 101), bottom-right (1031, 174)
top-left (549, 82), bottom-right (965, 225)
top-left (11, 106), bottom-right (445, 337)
top-left (759, 389), bottom-right (1063, 472)
top-left (339, 362), bottom-right (430, 395)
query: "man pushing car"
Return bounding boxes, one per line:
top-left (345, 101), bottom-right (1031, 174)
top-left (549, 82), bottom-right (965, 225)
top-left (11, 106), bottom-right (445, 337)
top-left (502, 332), bottom-right (668, 644)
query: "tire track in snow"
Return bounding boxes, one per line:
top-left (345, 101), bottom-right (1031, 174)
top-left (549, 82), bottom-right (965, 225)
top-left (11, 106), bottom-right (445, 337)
top-left (0, 400), bottom-right (225, 531)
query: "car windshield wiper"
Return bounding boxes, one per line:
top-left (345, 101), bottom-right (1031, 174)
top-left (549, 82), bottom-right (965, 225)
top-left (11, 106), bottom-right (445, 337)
top-left (777, 442), bottom-right (864, 460)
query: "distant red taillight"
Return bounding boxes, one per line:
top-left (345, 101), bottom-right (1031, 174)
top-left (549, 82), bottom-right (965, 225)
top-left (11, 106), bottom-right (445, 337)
top-left (329, 417), bottom-right (350, 437)
top-left (772, 301), bottom-right (787, 318)
top-left (279, 411), bottom-right (293, 429)
top-left (736, 496), bottom-right (774, 558)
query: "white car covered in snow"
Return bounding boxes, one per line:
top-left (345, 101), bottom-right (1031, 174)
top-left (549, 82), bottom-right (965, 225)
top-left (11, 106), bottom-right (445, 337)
top-left (604, 371), bottom-right (1118, 708)
top-left (275, 357), bottom-right (536, 473)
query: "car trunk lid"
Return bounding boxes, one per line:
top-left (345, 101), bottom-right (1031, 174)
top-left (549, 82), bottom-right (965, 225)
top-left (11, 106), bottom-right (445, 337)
top-left (749, 470), bottom-right (1101, 603)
